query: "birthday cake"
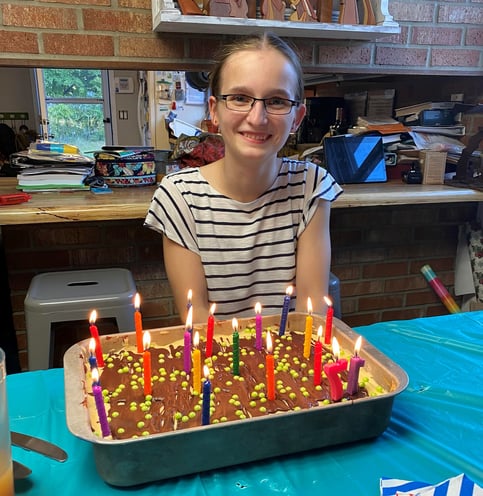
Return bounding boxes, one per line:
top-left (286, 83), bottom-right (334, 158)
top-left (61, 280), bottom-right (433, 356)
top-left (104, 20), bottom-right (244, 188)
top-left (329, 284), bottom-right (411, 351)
top-left (85, 318), bottom-right (385, 440)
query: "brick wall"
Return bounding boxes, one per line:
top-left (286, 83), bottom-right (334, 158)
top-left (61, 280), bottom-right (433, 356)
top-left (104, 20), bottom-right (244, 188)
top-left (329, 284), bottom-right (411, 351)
top-left (3, 202), bottom-right (477, 370)
top-left (0, 0), bottom-right (482, 75)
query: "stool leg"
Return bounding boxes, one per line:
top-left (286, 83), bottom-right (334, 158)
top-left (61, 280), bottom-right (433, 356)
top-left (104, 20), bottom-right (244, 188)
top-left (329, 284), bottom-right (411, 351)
top-left (113, 306), bottom-right (135, 332)
top-left (26, 313), bottom-right (52, 370)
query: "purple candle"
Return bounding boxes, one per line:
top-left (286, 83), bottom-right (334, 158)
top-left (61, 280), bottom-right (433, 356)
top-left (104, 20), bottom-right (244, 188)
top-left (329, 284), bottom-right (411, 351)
top-left (201, 365), bottom-right (211, 425)
top-left (279, 285), bottom-right (293, 336)
top-left (91, 368), bottom-right (111, 437)
top-left (184, 306), bottom-right (193, 374)
top-left (347, 336), bottom-right (365, 395)
top-left (255, 302), bottom-right (262, 350)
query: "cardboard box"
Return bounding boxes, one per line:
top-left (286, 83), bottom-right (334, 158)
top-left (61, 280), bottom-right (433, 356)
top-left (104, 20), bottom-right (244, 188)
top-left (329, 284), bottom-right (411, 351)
top-left (419, 150), bottom-right (447, 184)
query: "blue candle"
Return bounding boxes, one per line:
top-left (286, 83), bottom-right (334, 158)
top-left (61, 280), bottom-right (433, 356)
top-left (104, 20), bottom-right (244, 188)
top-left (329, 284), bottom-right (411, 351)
top-left (202, 365), bottom-right (211, 425)
top-left (88, 338), bottom-right (98, 371)
top-left (279, 285), bottom-right (293, 336)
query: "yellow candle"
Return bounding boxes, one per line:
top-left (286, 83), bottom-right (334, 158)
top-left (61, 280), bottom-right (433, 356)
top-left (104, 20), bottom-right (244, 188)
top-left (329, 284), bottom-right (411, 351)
top-left (303, 297), bottom-right (313, 359)
top-left (192, 331), bottom-right (201, 394)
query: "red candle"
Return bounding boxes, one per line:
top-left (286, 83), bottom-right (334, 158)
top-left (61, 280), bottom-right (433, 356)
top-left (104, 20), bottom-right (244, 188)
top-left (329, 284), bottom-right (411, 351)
top-left (303, 297), bottom-right (313, 359)
top-left (313, 325), bottom-right (323, 386)
top-left (255, 302), bottom-right (262, 350)
top-left (205, 303), bottom-right (216, 358)
top-left (323, 337), bottom-right (348, 401)
top-left (347, 336), bottom-right (365, 395)
top-left (265, 330), bottom-right (275, 400)
top-left (324, 296), bottom-right (334, 345)
top-left (143, 331), bottom-right (152, 396)
top-left (134, 293), bottom-right (143, 353)
top-left (89, 310), bottom-right (104, 367)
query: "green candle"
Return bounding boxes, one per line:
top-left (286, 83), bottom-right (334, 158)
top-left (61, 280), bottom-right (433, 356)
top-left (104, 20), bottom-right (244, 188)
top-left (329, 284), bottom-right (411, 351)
top-left (232, 318), bottom-right (240, 376)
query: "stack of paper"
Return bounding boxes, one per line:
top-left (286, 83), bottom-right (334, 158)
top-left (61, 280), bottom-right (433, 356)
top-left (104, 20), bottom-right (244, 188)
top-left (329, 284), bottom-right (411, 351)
top-left (17, 165), bottom-right (93, 192)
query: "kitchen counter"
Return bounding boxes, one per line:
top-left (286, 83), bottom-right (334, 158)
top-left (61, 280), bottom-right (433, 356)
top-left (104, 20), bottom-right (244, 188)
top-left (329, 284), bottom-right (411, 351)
top-left (1, 177), bottom-right (483, 225)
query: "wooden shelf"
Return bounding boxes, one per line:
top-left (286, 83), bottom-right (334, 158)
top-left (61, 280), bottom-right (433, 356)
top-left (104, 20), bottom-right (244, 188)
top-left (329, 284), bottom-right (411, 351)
top-left (152, 0), bottom-right (400, 40)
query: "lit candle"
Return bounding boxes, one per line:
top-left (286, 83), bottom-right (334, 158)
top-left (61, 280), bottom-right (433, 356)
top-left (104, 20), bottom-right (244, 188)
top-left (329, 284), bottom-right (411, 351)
top-left (303, 297), bottom-right (313, 359)
top-left (201, 364), bottom-right (211, 425)
top-left (323, 337), bottom-right (348, 401)
top-left (184, 306), bottom-right (193, 374)
top-left (313, 325), bottom-right (323, 386)
top-left (347, 336), bottom-right (365, 395)
top-left (134, 293), bottom-right (143, 353)
top-left (279, 285), bottom-right (293, 336)
top-left (192, 331), bottom-right (201, 394)
top-left (232, 318), bottom-right (240, 375)
top-left (91, 368), bottom-right (111, 437)
top-left (205, 303), bottom-right (216, 358)
top-left (89, 310), bottom-right (104, 367)
top-left (255, 302), bottom-right (263, 350)
top-left (88, 337), bottom-right (98, 370)
top-left (187, 289), bottom-right (192, 310)
top-left (324, 296), bottom-right (334, 345)
top-left (265, 330), bottom-right (275, 400)
top-left (143, 331), bottom-right (152, 396)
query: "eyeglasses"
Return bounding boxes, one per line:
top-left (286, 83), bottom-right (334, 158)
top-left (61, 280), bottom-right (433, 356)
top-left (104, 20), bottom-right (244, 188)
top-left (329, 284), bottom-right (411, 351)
top-left (217, 94), bottom-right (300, 115)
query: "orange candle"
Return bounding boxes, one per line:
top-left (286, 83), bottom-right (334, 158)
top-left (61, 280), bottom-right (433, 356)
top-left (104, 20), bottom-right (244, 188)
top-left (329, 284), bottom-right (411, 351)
top-left (324, 296), bottom-right (333, 345)
top-left (89, 310), bottom-right (104, 367)
top-left (143, 331), bottom-right (152, 396)
top-left (303, 297), bottom-right (313, 359)
top-left (205, 303), bottom-right (216, 358)
top-left (134, 293), bottom-right (143, 353)
top-left (265, 330), bottom-right (275, 400)
top-left (192, 331), bottom-right (201, 394)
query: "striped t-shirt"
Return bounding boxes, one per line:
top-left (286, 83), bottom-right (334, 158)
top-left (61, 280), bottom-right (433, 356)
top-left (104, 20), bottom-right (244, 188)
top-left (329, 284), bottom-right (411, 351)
top-left (144, 158), bottom-right (343, 319)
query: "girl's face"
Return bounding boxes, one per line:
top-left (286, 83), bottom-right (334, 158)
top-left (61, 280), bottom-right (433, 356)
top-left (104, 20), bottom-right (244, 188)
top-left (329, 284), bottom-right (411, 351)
top-left (209, 48), bottom-right (306, 164)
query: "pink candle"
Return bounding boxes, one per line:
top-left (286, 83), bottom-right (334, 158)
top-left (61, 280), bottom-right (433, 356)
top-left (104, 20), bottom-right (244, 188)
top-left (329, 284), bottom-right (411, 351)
top-left (143, 331), bottom-right (152, 396)
top-left (205, 303), bottom-right (216, 358)
top-left (324, 296), bottom-right (334, 345)
top-left (323, 337), bottom-right (348, 401)
top-left (134, 293), bottom-right (143, 353)
top-left (184, 306), bottom-right (193, 374)
top-left (89, 310), bottom-right (104, 367)
top-left (255, 302), bottom-right (262, 350)
top-left (347, 336), bottom-right (365, 395)
top-left (313, 325), bottom-right (323, 386)
top-left (91, 368), bottom-right (111, 437)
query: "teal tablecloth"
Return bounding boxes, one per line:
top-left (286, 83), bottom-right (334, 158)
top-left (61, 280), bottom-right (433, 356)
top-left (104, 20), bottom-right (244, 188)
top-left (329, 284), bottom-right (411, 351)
top-left (8, 311), bottom-right (483, 495)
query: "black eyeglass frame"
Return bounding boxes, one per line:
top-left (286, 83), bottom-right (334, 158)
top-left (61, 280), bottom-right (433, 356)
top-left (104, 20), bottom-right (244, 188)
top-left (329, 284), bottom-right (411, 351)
top-left (216, 94), bottom-right (300, 115)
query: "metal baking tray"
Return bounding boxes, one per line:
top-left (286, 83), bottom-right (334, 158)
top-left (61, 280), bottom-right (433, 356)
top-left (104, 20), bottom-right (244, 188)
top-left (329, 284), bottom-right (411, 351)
top-left (64, 313), bottom-right (408, 487)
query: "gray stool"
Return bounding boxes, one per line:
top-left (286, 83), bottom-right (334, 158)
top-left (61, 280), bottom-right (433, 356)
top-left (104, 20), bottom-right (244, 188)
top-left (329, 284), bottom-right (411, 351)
top-left (24, 268), bottom-right (137, 370)
top-left (329, 272), bottom-right (342, 319)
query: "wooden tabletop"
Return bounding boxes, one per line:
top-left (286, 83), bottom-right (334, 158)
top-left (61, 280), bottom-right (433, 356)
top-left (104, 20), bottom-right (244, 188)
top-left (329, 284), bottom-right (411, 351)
top-left (1, 177), bottom-right (483, 225)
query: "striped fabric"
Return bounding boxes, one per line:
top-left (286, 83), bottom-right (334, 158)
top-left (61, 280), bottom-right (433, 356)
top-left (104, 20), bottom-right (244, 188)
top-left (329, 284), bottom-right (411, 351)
top-left (145, 158), bottom-right (342, 318)
top-left (380, 474), bottom-right (482, 496)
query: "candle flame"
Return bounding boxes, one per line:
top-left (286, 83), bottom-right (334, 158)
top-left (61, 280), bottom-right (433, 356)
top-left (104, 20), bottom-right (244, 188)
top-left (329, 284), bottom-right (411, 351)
top-left (89, 337), bottom-right (96, 354)
top-left (193, 330), bottom-right (200, 348)
top-left (203, 364), bottom-right (210, 379)
top-left (185, 306), bottom-right (193, 331)
top-left (317, 325), bottom-right (323, 341)
top-left (91, 367), bottom-right (99, 383)
top-left (266, 330), bottom-right (273, 354)
top-left (286, 285), bottom-right (294, 297)
top-left (187, 289), bottom-right (192, 302)
top-left (89, 310), bottom-right (97, 324)
top-left (354, 335), bottom-right (362, 356)
top-left (134, 293), bottom-right (141, 310)
top-left (332, 336), bottom-right (340, 360)
top-left (232, 318), bottom-right (238, 332)
top-left (255, 302), bottom-right (262, 314)
top-left (324, 295), bottom-right (332, 307)
top-left (143, 330), bottom-right (151, 350)
top-left (209, 303), bottom-right (216, 315)
top-left (307, 297), bottom-right (313, 314)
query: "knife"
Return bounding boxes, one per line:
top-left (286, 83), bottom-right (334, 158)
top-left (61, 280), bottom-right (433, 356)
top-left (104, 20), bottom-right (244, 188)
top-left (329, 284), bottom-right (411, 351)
top-left (13, 460), bottom-right (32, 480)
top-left (11, 431), bottom-right (68, 462)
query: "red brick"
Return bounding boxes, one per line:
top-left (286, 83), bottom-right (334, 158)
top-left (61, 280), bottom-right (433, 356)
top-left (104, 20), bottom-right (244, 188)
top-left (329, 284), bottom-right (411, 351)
top-left (318, 45), bottom-right (372, 65)
top-left (431, 49), bottom-right (482, 67)
top-left (3, 5), bottom-right (78, 29)
top-left (375, 46), bottom-right (428, 66)
top-left (358, 294), bottom-right (405, 311)
top-left (466, 28), bottom-right (483, 46)
top-left (40, 0), bottom-right (110, 4)
top-left (118, 36), bottom-right (184, 59)
top-left (0, 30), bottom-right (38, 53)
top-left (70, 247), bottom-right (136, 266)
top-left (381, 25), bottom-right (409, 44)
top-left (341, 279), bottom-right (384, 297)
top-left (384, 275), bottom-right (427, 292)
top-left (43, 33), bottom-right (114, 56)
top-left (343, 313), bottom-right (380, 327)
top-left (83, 9), bottom-right (152, 33)
top-left (411, 27), bottom-right (463, 46)
top-left (31, 225), bottom-right (101, 246)
top-left (188, 37), bottom-right (225, 60)
top-left (363, 261), bottom-right (409, 278)
top-left (119, 0), bottom-right (151, 8)
top-left (438, 4), bottom-right (483, 24)
top-left (381, 308), bottom-right (425, 321)
top-left (388, 1), bottom-right (435, 22)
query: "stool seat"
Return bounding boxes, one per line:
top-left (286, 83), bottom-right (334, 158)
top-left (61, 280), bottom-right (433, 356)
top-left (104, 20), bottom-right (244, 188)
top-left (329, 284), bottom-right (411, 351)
top-left (25, 268), bottom-right (137, 370)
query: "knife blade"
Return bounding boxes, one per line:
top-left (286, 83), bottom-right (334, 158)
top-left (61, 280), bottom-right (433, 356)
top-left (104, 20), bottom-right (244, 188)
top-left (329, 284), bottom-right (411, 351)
top-left (11, 431), bottom-right (68, 462)
top-left (13, 460), bottom-right (32, 480)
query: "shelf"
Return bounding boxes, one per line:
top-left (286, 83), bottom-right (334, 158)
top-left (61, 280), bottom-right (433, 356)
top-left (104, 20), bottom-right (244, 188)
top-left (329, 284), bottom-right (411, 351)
top-left (152, 0), bottom-right (400, 40)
